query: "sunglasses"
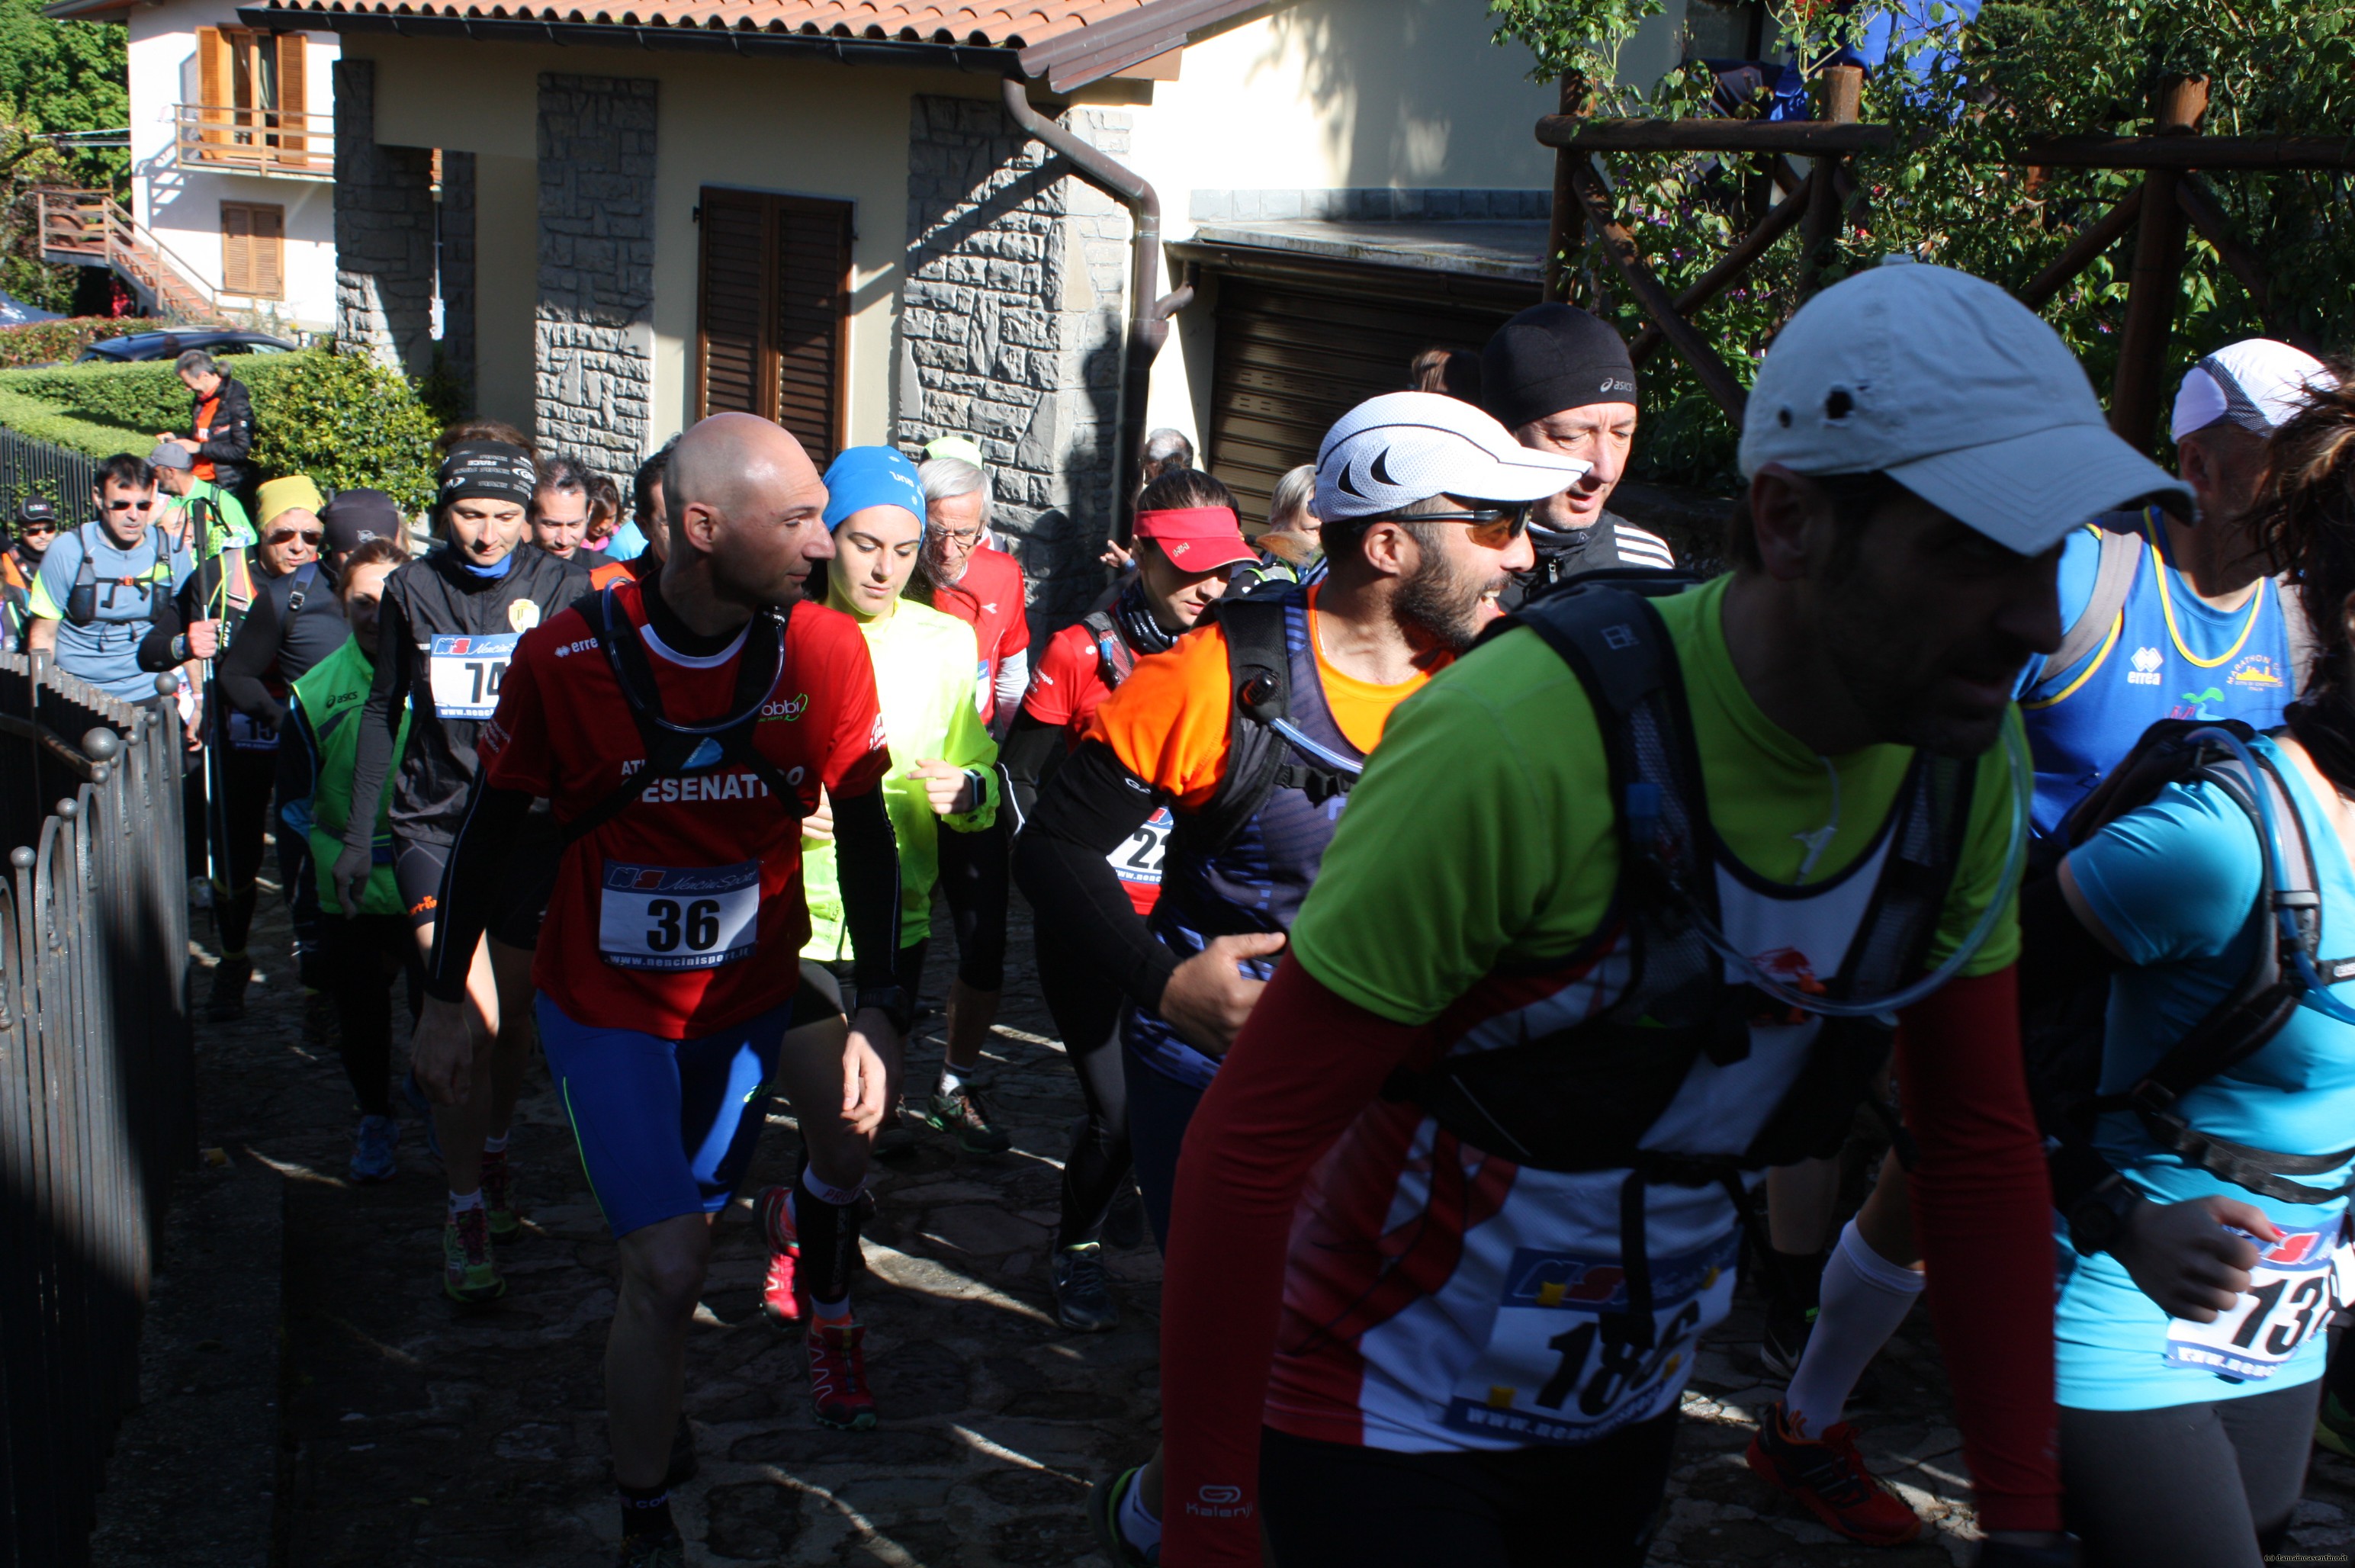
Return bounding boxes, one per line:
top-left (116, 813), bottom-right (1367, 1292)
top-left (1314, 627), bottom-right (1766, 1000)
top-left (1383, 504), bottom-right (1531, 548)
top-left (268, 528), bottom-right (326, 547)
top-left (104, 498), bottom-right (156, 512)
top-left (17, 521), bottom-right (56, 535)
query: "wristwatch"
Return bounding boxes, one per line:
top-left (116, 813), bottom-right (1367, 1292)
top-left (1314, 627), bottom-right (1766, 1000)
top-left (2067, 1174), bottom-right (2141, 1258)
top-left (853, 985), bottom-right (915, 1035)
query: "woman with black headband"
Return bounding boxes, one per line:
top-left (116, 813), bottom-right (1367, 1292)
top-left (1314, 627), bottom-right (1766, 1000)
top-left (332, 439), bottom-right (592, 1305)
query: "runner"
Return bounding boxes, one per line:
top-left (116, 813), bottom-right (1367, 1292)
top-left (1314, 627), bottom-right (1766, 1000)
top-left (26, 455), bottom-right (190, 702)
top-left (910, 452), bottom-right (1027, 1152)
top-left (332, 441), bottom-right (591, 1300)
top-left (1229, 464), bottom-right (1322, 596)
top-left (404, 413), bottom-right (905, 1565)
top-left (2028, 371), bottom-right (2355, 1568)
top-left (0, 496), bottom-right (56, 652)
top-left (622, 439), bottom-right (676, 576)
top-left (319, 488), bottom-right (403, 575)
top-left (1014, 392), bottom-right (1568, 1561)
top-left (283, 535), bottom-right (419, 1180)
top-left (154, 475), bottom-right (342, 1018)
top-left (1154, 260), bottom-right (2187, 1568)
top-left (791, 446), bottom-right (1002, 1158)
top-left (1001, 467), bottom-right (1251, 1331)
top-left (526, 453), bottom-right (596, 561)
top-left (1480, 302), bottom-right (1675, 611)
top-left (1751, 338), bottom-right (2338, 1544)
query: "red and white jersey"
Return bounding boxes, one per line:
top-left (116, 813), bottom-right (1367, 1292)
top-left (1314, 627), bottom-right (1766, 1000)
top-left (1023, 617), bottom-right (1168, 917)
top-left (1266, 842), bottom-right (1899, 1453)
top-left (478, 578), bottom-right (889, 1039)
top-left (929, 545), bottom-right (1029, 717)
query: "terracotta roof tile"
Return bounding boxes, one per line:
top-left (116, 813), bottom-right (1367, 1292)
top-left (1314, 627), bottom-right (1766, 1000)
top-left (252, 0), bottom-right (1150, 48)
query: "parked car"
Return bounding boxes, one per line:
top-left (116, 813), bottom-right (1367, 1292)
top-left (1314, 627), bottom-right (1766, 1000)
top-left (75, 329), bottom-right (297, 364)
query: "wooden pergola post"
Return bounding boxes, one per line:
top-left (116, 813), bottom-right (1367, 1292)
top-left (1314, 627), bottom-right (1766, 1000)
top-left (1800, 65), bottom-right (1863, 295)
top-left (1543, 71), bottom-right (1592, 304)
top-left (2107, 76), bottom-right (2209, 447)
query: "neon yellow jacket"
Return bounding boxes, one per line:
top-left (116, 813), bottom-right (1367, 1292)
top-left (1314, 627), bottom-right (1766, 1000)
top-left (802, 589), bottom-right (1000, 959)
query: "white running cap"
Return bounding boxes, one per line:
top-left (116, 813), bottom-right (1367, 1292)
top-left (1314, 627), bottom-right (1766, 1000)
top-left (1316, 391), bottom-right (1591, 523)
top-left (1739, 259), bottom-right (2190, 556)
top-left (2170, 339), bottom-right (2338, 443)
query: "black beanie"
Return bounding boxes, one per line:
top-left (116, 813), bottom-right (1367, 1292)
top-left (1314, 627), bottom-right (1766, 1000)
top-left (1480, 304), bottom-right (1639, 431)
top-left (438, 442), bottom-right (537, 511)
top-left (321, 487), bottom-right (401, 557)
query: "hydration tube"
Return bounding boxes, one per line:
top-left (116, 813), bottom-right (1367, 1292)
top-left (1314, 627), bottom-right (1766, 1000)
top-left (1679, 719), bottom-right (2035, 1022)
top-left (2180, 725), bottom-right (2355, 1027)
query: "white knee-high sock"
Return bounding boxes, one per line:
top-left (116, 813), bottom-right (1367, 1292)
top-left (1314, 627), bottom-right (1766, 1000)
top-left (1785, 1217), bottom-right (1923, 1438)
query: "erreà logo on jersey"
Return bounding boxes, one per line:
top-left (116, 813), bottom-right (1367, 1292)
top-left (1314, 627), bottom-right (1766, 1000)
top-left (760, 692), bottom-right (810, 722)
top-left (2128, 645), bottom-right (2164, 686)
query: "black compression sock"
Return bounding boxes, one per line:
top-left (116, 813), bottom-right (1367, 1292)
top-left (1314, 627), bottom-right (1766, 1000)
top-left (1771, 1246), bottom-right (1830, 1313)
top-left (617, 1481), bottom-right (674, 1540)
top-left (792, 1171), bottom-right (866, 1305)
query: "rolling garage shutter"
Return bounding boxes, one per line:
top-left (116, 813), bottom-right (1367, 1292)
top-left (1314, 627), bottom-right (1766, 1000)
top-left (1206, 278), bottom-right (1520, 528)
top-left (695, 188), bottom-right (852, 466)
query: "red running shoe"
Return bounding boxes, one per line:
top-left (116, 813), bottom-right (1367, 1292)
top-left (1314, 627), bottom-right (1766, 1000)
top-left (805, 1322), bottom-right (877, 1430)
top-left (1746, 1399), bottom-right (1922, 1547)
top-left (755, 1184), bottom-right (803, 1327)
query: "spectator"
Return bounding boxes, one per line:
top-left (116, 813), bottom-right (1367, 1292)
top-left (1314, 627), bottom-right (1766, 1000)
top-left (25, 454), bottom-right (189, 704)
top-left (1231, 463), bottom-right (1323, 595)
top-left (157, 349), bottom-right (255, 502)
top-left (1139, 428), bottom-right (1194, 488)
top-left (583, 472), bottom-right (634, 558)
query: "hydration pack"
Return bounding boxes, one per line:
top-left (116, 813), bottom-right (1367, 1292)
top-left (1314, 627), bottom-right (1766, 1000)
top-left (64, 522), bottom-right (175, 627)
top-left (1080, 608), bottom-right (1136, 690)
top-left (2037, 719), bottom-right (2355, 1204)
top-left (1182, 590), bottom-right (1363, 854)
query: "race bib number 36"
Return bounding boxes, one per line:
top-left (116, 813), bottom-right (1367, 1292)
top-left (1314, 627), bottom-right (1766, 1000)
top-left (428, 632), bottom-right (520, 721)
top-left (2165, 1221), bottom-right (2350, 1382)
top-left (598, 860), bottom-right (760, 971)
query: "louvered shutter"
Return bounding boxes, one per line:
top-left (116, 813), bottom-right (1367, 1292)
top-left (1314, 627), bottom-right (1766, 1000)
top-left (694, 188), bottom-right (851, 463)
top-left (249, 204), bottom-right (284, 299)
top-left (275, 34), bottom-right (307, 161)
top-left (196, 27), bottom-right (230, 151)
top-left (220, 203), bottom-right (252, 295)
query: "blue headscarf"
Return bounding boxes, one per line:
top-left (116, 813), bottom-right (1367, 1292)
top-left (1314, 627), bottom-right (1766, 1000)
top-left (821, 446), bottom-right (926, 537)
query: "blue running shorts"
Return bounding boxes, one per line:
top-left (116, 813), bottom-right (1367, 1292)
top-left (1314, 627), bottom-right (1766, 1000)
top-left (536, 992), bottom-right (793, 1237)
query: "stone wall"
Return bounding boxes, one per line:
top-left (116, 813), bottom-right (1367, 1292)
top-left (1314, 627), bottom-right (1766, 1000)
top-left (898, 95), bottom-right (1131, 626)
top-left (535, 74), bottom-right (657, 472)
top-left (332, 59), bottom-right (437, 378)
top-left (437, 150), bottom-right (477, 405)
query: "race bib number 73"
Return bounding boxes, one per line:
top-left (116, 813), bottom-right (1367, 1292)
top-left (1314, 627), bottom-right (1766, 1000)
top-left (428, 632), bottom-right (519, 721)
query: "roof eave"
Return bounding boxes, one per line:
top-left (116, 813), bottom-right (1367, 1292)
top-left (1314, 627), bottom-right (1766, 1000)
top-left (1017, 0), bottom-right (1275, 92)
top-left (44, 0), bottom-right (136, 21)
top-left (233, 5), bottom-right (1026, 74)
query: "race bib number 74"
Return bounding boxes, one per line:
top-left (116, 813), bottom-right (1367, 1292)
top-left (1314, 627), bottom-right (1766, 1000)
top-left (428, 632), bottom-right (520, 721)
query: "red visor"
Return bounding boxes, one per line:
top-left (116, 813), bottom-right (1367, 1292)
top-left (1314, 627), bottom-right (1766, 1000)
top-left (1134, 506), bottom-right (1258, 573)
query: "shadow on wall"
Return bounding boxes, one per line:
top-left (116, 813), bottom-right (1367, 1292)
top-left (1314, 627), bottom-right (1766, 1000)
top-left (1255, 0), bottom-right (1556, 189)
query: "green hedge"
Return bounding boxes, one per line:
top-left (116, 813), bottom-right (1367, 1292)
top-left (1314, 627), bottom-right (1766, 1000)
top-left (0, 318), bottom-right (169, 370)
top-left (0, 349), bottom-right (439, 513)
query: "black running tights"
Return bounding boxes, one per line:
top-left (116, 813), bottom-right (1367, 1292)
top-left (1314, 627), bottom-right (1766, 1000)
top-left (327, 913), bottom-right (420, 1118)
top-left (1259, 1415), bottom-right (1675, 1568)
top-left (1037, 937), bottom-right (1130, 1250)
top-left (935, 811), bottom-right (1010, 991)
top-left (2060, 1380), bottom-right (2317, 1568)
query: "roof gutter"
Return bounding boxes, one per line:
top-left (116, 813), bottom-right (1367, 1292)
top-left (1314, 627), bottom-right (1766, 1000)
top-left (999, 75), bottom-right (1190, 545)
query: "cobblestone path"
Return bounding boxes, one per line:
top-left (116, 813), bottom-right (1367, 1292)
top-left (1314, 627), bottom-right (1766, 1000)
top-left (185, 895), bottom-right (2355, 1567)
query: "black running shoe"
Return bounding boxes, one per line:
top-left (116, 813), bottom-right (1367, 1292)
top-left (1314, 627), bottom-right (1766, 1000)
top-left (1052, 1243), bottom-right (1120, 1333)
top-left (1761, 1296), bottom-right (1814, 1380)
top-left (1104, 1184), bottom-right (1147, 1250)
top-left (615, 1531), bottom-right (684, 1567)
top-left (204, 953), bottom-right (253, 1023)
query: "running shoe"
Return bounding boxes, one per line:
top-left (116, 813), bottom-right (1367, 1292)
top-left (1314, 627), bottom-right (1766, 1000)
top-left (349, 1114), bottom-right (399, 1184)
top-left (805, 1322), bottom-right (877, 1430)
top-left (1760, 1294), bottom-right (1814, 1380)
top-left (480, 1148), bottom-right (520, 1242)
top-left (919, 1082), bottom-right (1012, 1155)
top-left (1104, 1184), bottom-right (1147, 1250)
top-left (204, 953), bottom-right (253, 1023)
top-left (442, 1206), bottom-right (506, 1305)
top-left (615, 1531), bottom-right (684, 1567)
top-left (1052, 1242), bottom-right (1120, 1333)
top-left (2319, 1391), bottom-right (2355, 1459)
top-left (1087, 1467), bottom-right (1158, 1567)
top-left (1745, 1399), bottom-right (1921, 1547)
top-left (400, 1070), bottom-right (444, 1162)
top-left (754, 1184), bottom-right (805, 1327)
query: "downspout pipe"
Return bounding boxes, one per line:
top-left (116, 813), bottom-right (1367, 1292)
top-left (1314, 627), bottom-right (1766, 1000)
top-left (1001, 76), bottom-right (1194, 545)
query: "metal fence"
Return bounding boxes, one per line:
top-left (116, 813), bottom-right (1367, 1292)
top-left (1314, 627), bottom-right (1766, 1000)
top-left (0, 657), bottom-right (193, 1566)
top-left (0, 429), bottom-right (100, 532)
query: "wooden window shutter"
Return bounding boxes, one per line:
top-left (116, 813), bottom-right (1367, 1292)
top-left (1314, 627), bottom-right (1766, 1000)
top-left (249, 204), bottom-right (284, 299)
top-left (773, 197), bottom-right (851, 468)
top-left (274, 34), bottom-right (307, 158)
top-left (694, 188), bottom-right (851, 464)
top-left (220, 203), bottom-right (253, 295)
top-left (197, 27), bottom-right (230, 148)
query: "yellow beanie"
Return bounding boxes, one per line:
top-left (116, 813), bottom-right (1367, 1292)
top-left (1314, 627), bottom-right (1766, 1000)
top-left (257, 474), bottom-right (325, 531)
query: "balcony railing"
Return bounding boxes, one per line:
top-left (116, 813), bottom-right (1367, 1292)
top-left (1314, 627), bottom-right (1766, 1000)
top-left (35, 188), bottom-right (222, 324)
top-left (172, 103), bottom-right (333, 179)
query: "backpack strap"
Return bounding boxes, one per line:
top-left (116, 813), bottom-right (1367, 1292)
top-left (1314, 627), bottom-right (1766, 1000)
top-left (557, 586), bottom-right (805, 849)
top-left (1187, 591), bottom-right (1357, 853)
top-left (2032, 519), bottom-right (2145, 703)
top-left (1081, 609), bottom-right (1135, 689)
top-left (286, 561), bottom-right (320, 616)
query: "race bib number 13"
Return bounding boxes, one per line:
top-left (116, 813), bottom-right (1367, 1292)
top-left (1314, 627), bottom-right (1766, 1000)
top-left (428, 632), bottom-right (520, 721)
top-left (598, 860), bottom-right (761, 971)
top-left (2166, 1221), bottom-right (2347, 1382)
